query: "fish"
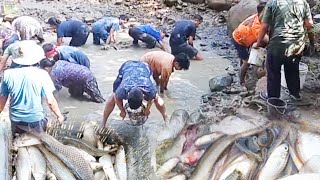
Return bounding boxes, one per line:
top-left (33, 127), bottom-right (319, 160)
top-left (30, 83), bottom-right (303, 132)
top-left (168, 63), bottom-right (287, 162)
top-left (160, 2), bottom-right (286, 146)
top-left (26, 146), bottom-right (46, 180)
top-left (0, 122), bottom-right (11, 180)
top-left (194, 132), bottom-right (224, 147)
top-left (99, 154), bottom-right (118, 180)
top-left (286, 128), bottom-right (303, 170)
top-left (156, 158), bottom-right (180, 178)
top-left (94, 170), bottom-right (107, 180)
top-left (46, 169), bottom-right (57, 180)
top-left (16, 147), bottom-right (32, 180)
top-left (296, 132), bottom-right (320, 164)
top-left (13, 133), bottom-right (41, 148)
top-left (58, 136), bottom-right (117, 156)
top-left (278, 173), bottom-right (320, 180)
top-left (115, 145), bottom-right (127, 180)
top-left (36, 145), bottom-right (76, 180)
top-left (281, 155), bottom-right (298, 178)
top-left (224, 169), bottom-right (243, 180)
top-left (89, 162), bottom-right (103, 172)
top-left (219, 155), bottom-right (253, 180)
top-left (68, 146), bottom-right (96, 162)
top-left (37, 133), bottom-right (94, 180)
top-left (168, 174), bottom-right (186, 180)
top-left (258, 143), bottom-right (289, 180)
top-left (299, 155), bottom-right (320, 173)
top-left (190, 125), bottom-right (268, 180)
top-left (97, 140), bottom-right (104, 150)
top-left (210, 147), bottom-right (231, 180)
top-left (82, 121), bottom-right (98, 148)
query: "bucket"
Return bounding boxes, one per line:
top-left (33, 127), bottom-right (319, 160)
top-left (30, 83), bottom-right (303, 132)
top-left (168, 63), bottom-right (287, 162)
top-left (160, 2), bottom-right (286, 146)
top-left (267, 98), bottom-right (287, 120)
top-left (281, 62), bottom-right (308, 89)
top-left (248, 44), bottom-right (267, 66)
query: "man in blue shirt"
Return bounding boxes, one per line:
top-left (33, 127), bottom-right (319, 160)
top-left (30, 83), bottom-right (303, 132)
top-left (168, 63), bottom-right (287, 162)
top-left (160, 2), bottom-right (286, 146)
top-left (101, 60), bottom-right (167, 128)
top-left (47, 17), bottom-right (90, 47)
top-left (128, 25), bottom-right (169, 50)
top-left (170, 15), bottom-right (203, 61)
top-left (42, 43), bottom-right (90, 69)
top-left (0, 42), bottom-right (64, 134)
top-left (92, 15), bottom-right (129, 45)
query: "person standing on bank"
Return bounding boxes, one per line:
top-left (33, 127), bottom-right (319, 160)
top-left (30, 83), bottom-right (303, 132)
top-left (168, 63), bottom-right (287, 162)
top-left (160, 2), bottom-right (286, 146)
top-left (47, 17), bottom-right (90, 47)
top-left (0, 42), bottom-right (64, 134)
top-left (254, 0), bottom-right (314, 100)
top-left (141, 51), bottom-right (190, 93)
top-left (11, 16), bottom-right (44, 43)
top-left (92, 15), bottom-right (129, 45)
top-left (128, 24), bottom-right (169, 50)
top-left (42, 43), bottom-right (90, 69)
top-left (101, 60), bottom-right (167, 128)
top-left (232, 2), bottom-right (267, 85)
top-left (169, 15), bottom-right (204, 61)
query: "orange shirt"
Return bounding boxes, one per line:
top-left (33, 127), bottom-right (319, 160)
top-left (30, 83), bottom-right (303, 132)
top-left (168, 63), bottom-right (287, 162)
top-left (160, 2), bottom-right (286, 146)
top-left (232, 14), bottom-right (262, 47)
top-left (141, 51), bottom-right (175, 82)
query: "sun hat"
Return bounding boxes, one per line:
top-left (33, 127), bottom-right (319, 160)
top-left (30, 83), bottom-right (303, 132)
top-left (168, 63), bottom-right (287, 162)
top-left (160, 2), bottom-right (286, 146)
top-left (12, 40), bottom-right (45, 65)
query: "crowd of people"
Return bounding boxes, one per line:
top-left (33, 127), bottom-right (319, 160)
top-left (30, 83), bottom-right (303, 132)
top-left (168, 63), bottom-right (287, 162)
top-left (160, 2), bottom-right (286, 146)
top-left (0, 14), bottom-right (200, 134)
top-left (0, 0), bottom-right (315, 134)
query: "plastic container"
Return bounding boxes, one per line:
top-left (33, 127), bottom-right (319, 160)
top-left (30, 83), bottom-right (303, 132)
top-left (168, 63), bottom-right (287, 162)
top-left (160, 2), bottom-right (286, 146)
top-left (281, 62), bottom-right (308, 89)
top-left (248, 45), bottom-right (267, 66)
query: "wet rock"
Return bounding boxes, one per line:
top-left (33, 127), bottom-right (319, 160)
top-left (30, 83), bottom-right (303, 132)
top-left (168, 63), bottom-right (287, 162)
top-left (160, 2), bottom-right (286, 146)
top-left (209, 74), bottom-right (233, 92)
top-left (182, 0), bottom-right (205, 3)
top-left (164, 0), bottom-right (177, 7)
top-left (3, 14), bottom-right (19, 22)
top-left (207, 0), bottom-right (233, 11)
top-left (84, 17), bottom-right (95, 23)
top-left (227, 0), bottom-right (259, 36)
top-left (176, 5), bottom-right (183, 10)
top-left (114, 0), bottom-right (123, 5)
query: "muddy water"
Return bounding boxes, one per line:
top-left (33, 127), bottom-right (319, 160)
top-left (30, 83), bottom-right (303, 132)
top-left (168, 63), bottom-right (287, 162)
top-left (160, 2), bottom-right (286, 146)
top-left (43, 31), bottom-right (231, 127)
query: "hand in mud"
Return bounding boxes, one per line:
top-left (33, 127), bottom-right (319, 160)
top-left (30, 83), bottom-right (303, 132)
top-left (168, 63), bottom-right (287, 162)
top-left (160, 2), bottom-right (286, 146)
top-left (57, 115), bottom-right (65, 124)
top-left (252, 43), bottom-right (260, 49)
top-left (120, 111), bottom-right (126, 120)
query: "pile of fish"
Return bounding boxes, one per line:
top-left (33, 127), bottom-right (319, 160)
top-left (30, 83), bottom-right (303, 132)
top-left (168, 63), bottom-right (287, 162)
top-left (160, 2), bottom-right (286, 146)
top-left (155, 108), bottom-right (320, 180)
top-left (10, 121), bottom-right (127, 180)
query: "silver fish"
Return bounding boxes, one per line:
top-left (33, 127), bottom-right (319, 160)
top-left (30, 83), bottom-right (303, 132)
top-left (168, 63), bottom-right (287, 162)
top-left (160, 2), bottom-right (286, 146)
top-left (36, 145), bottom-right (76, 180)
top-left (58, 136), bottom-right (117, 156)
top-left (190, 126), bottom-right (268, 180)
top-left (278, 173), bottom-right (320, 180)
top-left (296, 132), bottom-right (320, 164)
top-left (168, 174), bottom-right (186, 180)
top-left (115, 145), bottom-right (127, 180)
top-left (258, 143), bottom-right (289, 180)
top-left (68, 146), bottom-right (96, 162)
top-left (94, 170), bottom-right (107, 180)
top-left (194, 132), bottom-right (224, 147)
top-left (156, 158), bottom-right (180, 178)
top-left (16, 147), bottom-right (32, 180)
top-left (99, 154), bottom-right (118, 180)
top-left (39, 134), bottom-right (94, 180)
top-left (26, 146), bottom-right (46, 180)
top-left (82, 122), bottom-right (98, 148)
top-left (299, 155), bottom-right (320, 174)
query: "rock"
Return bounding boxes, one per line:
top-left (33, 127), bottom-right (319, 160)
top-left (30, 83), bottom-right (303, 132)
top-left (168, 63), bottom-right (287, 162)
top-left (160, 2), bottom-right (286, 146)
top-left (164, 0), bottom-right (177, 7)
top-left (182, 0), bottom-right (205, 3)
top-left (176, 5), bottom-right (183, 10)
top-left (84, 17), bottom-right (95, 23)
top-left (114, 0), bottom-right (123, 5)
top-left (209, 74), bottom-right (233, 91)
top-left (227, 0), bottom-right (259, 36)
top-left (3, 14), bottom-right (19, 22)
top-left (207, 0), bottom-right (233, 11)
top-left (182, 2), bottom-right (188, 6)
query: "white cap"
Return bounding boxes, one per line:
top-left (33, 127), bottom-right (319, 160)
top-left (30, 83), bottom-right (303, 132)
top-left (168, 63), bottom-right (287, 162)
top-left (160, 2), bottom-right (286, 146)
top-left (12, 40), bottom-right (45, 65)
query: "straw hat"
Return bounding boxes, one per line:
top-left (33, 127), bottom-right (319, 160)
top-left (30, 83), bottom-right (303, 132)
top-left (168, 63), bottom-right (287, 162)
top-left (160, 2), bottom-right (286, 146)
top-left (12, 40), bottom-right (45, 65)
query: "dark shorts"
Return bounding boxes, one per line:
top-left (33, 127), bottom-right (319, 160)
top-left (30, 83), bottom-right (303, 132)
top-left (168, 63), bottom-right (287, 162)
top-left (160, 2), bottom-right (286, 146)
top-left (11, 118), bottom-right (48, 135)
top-left (231, 37), bottom-right (250, 60)
top-left (92, 26), bottom-right (109, 45)
top-left (170, 39), bottom-right (198, 59)
top-left (128, 27), bottom-right (157, 48)
top-left (69, 25), bottom-right (90, 47)
top-left (3, 34), bottom-right (19, 51)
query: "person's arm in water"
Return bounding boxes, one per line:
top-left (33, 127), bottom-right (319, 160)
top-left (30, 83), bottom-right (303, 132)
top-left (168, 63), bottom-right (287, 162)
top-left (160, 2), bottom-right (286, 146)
top-left (158, 41), bottom-right (167, 51)
top-left (114, 94), bottom-right (126, 119)
top-left (56, 37), bottom-right (63, 46)
top-left (46, 92), bottom-right (64, 124)
top-left (106, 28), bottom-right (116, 44)
top-left (145, 99), bottom-right (153, 117)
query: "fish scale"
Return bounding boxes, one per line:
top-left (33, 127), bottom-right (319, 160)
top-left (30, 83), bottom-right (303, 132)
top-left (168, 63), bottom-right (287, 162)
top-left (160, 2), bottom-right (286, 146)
top-left (40, 133), bottom-right (94, 180)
